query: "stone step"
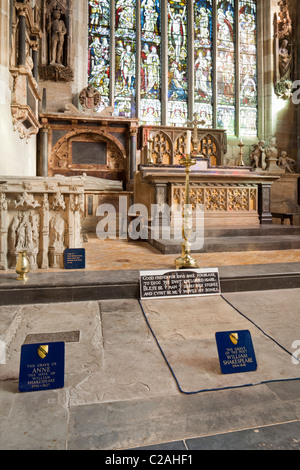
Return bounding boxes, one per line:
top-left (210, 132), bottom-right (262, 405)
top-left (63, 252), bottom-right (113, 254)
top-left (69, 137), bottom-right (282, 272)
top-left (149, 234), bottom-right (300, 254)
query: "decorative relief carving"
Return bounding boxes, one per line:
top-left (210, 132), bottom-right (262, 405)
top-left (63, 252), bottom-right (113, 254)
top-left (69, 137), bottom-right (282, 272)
top-left (0, 177), bottom-right (84, 271)
top-left (49, 129), bottom-right (126, 175)
top-left (172, 185), bottom-right (257, 213)
top-left (274, 0), bottom-right (294, 99)
top-left (140, 126), bottom-right (226, 166)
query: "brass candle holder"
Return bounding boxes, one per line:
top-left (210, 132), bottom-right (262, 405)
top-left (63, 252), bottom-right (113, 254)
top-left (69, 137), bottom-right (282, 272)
top-left (238, 139), bottom-right (245, 167)
top-left (175, 154), bottom-right (199, 270)
top-left (16, 251), bottom-right (30, 282)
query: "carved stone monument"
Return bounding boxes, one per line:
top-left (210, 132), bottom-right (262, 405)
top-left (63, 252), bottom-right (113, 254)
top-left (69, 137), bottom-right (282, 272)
top-left (0, 176), bottom-right (84, 271)
top-left (39, 0), bottom-right (73, 82)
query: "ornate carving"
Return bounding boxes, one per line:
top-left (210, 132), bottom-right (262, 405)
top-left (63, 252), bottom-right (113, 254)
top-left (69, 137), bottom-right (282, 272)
top-left (39, 64), bottom-right (74, 82)
top-left (14, 192), bottom-right (41, 210)
top-left (172, 185), bottom-right (258, 213)
top-left (79, 86), bottom-right (102, 113)
top-left (0, 177), bottom-right (84, 270)
top-left (140, 126), bottom-right (226, 166)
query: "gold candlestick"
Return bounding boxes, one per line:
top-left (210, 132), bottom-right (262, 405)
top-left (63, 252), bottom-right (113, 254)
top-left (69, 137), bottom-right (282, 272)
top-left (16, 251), bottom-right (30, 282)
top-left (175, 154), bottom-right (199, 270)
top-left (238, 139), bottom-right (245, 166)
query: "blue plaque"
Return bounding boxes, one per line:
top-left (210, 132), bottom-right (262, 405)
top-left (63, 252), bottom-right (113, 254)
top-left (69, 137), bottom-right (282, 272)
top-left (19, 342), bottom-right (65, 393)
top-left (64, 248), bottom-right (86, 270)
top-left (215, 330), bottom-right (257, 375)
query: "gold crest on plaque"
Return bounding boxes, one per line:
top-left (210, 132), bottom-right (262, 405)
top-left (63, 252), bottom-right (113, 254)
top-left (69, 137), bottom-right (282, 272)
top-left (229, 333), bottom-right (238, 345)
top-left (38, 345), bottom-right (49, 359)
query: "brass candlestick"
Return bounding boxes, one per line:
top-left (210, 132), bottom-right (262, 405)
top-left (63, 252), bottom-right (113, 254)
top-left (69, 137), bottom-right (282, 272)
top-left (175, 154), bottom-right (199, 270)
top-left (238, 139), bottom-right (245, 166)
top-left (16, 251), bottom-right (30, 282)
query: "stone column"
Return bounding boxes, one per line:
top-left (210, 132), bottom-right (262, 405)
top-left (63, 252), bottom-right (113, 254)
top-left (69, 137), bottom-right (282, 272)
top-left (0, 193), bottom-right (8, 270)
top-left (41, 194), bottom-right (50, 269)
top-left (17, 9), bottom-right (26, 67)
top-left (40, 125), bottom-right (49, 177)
top-left (32, 44), bottom-right (38, 82)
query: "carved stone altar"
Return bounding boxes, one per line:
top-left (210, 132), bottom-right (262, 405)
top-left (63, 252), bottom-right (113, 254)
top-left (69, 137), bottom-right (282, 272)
top-left (0, 176), bottom-right (84, 270)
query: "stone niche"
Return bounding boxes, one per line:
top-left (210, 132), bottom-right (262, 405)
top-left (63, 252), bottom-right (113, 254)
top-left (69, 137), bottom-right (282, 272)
top-left (0, 176), bottom-right (84, 270)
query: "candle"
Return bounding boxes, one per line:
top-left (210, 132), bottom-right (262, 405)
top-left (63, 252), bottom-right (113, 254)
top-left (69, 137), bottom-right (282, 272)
top-left (186, 130), bottom-right (191, 155)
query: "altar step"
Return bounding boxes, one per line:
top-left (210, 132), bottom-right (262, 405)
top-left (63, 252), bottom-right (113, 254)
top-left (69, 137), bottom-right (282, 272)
top-left (148, 224), bottom-right (300, 254)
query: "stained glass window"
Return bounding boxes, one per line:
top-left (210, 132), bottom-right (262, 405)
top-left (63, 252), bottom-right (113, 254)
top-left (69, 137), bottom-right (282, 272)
top-left (88, 0), bottom-right (111, 111)
top-left (194, 0), bottom-right (213, 127)
top-left (167, 0), bottom-right (188, 126)
top-left (239, 0), bottom-right (257, 136)
top-left (88, 0), bottom-right (258, 136)
top-left (140, 0), bottom-right (161, 124)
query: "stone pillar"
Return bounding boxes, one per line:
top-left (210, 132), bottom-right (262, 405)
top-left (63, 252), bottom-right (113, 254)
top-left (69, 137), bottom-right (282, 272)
top-left (0, 193), bottom-right (8, 270)
top-left (40, 125), bottom-right (49, 177)
top-left (41, 194), bottom-right (50, 269)
top-left (258, 182), bottom-right (273, 224)
top-left (32, 45), bottom-right (38, 82)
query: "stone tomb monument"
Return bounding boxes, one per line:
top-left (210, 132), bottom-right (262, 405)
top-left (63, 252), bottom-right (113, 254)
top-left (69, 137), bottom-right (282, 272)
top-left (0, 176), bottom-right (84, 270)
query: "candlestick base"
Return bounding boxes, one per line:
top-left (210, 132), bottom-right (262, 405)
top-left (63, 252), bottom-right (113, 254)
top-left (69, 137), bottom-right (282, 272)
top-left (175, 241), bottom-right (199, 270)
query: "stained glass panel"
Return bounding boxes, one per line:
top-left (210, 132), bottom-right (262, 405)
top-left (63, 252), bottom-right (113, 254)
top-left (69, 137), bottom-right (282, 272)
top-left (217, 0), bottom-right (235, 134)
top-left (167, 0), bottom-right (188, 126)
top-left (114, 0), bottom-right (136, 117)
top-left (88, 0), bottom-right (111, 111)
top-left (194, 0), bottom-right (213, 127)
top-left (239, 0), bottom-right (257, 135)
top-left (140, 0), bottom-right (161, 125)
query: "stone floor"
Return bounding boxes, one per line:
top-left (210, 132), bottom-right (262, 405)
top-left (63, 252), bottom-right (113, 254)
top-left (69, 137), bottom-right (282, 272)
top-left (7, 234), bottom-right (300, 274)
top-left (1, 236), bottom-right (300, 450)
top-left (1, 288), bottom-right (300, 450)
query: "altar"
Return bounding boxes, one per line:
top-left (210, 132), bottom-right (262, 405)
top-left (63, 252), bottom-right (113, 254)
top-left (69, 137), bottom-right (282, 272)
top-left (135, 163), bottom-right (279, 227)
top-left (135, 124), bottom-right (280, 231)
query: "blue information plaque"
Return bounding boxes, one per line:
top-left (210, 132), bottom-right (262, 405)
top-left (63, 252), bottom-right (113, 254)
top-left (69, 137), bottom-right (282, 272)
top-left (215, 330), bottom-right (257, 375)
top-left (64, 248), bottom-right (86, 270)
top-left (19, 342), bottom-right (65, 393)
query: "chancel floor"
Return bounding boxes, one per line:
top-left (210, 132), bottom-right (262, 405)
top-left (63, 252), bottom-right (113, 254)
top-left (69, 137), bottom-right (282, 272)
top-left (1, 290), bottom-right (300, 450)
top-left (1, 234), bottom-right (300, 451)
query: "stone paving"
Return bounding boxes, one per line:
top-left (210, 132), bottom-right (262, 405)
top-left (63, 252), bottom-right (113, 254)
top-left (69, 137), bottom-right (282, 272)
top-left (0, 288), bottom-right (300, 450)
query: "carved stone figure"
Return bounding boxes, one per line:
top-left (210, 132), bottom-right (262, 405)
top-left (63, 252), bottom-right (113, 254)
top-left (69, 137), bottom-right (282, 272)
top-left (48, 8), bottom-right (67, 65)
top-left (278, 151), bottom-right (296, 173)
top-left (278, 39), bottom-right (292, 80)
top-left (50, 213), bottom-right (65, 249)
top-left (250, 140), bottom-right (265, 170)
